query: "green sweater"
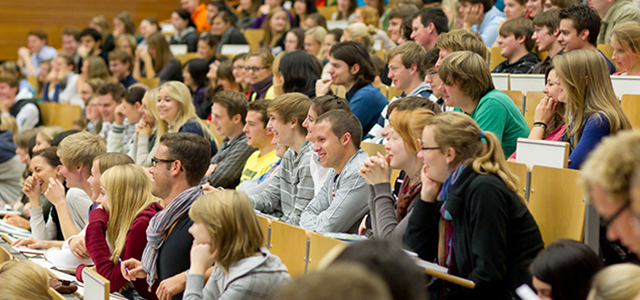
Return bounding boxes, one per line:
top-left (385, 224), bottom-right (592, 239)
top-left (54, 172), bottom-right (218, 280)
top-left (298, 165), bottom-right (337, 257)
top-left (455, 89), bottom-right (530, 157)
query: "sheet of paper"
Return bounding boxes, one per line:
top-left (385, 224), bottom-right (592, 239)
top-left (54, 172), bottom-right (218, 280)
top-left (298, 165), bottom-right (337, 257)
top-left (0, 220), bottom-right (32, 237)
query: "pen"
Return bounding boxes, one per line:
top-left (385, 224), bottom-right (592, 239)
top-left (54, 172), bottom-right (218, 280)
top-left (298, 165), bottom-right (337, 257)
top-left (116, 254), bottom-right (130, 273)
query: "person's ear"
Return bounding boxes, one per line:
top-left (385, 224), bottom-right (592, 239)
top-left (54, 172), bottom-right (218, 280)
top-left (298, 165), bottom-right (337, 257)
top-left (516, 34), bottom-right (526, 45)
top-left (445, 146), bottom-right (456, 166)
top-left (578, 29), bottom-right (590, 42)
top-left (410, 63), bottom-right (418, 76)
top-left (350, 63), bottom-right (360, 75)
top-left (232, 113), bottom-right (242, 124)
top-left (341, 132), bottom-right (351, 147)
top-left (552, 28), bottom-right (560, 37)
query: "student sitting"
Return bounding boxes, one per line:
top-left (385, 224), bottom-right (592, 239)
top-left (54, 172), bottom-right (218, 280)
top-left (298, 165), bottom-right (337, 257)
top-left (44, 153), bottom-right (134, 272)
top-left (300, 110), bottom-right (369, 233)
top-left (587, 264), bottom-right (640, 300)
top-left (246, 49), bottom-right (276, 101)
top-left (0, 260), bottom-right (57, 299)
top-left (183, 190), bottom-right (291, 299)
top-left (169, 9), bottom-right (198, 53)
top-left (0, 76), bottom-right (41, 133)
top-left (316, 41), bottom-right (387, 137)
top-left (238, 100), bottom-right (278, 184)
top-left (106, 86), bottom-right (145, 156)
top-left (203, 91), bottom-right (256, 189)
top-left (530, 239), bottom-right (603, 300)
top-left (260, 8), bottom-right (291, 56)
top-left (77, 164), bottom-right (162, 299)
top-left (131, 88), bottom-right (159, 167)
top-left (405, 112), bottom-right (543, 299)
top-left (16, 29), bottom-right (58, 77)
top-left (182, 59), bottom-right (209, 115)
top-left (553, 50), bottom-right (631, 169)
top-left (134, 32), bottom-right (183, 83)
top-left (108, 50), bottom-right (137, 89)
top-left (210, 11), bottom-right (248, 54)
top-left (531, 9), bottom-right (564, 74)
top-left (459, 0), bottom-right (505, 46)
top-left (249, 93), bottom-right (314, 226)
top-left (611, 22), bottom-right (640, 76)
top-left (492, 18), bottom-right (540, 74)
top-left (439, 51), bottom-right (530, 157)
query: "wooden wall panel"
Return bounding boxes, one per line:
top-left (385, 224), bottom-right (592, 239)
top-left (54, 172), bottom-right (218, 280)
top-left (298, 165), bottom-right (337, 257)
top-left (0, 0), bottom-right (183, 61)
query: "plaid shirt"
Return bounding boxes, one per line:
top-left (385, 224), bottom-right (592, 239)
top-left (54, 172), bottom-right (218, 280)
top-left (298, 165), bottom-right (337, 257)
top-left (203, 132), bottom-right (257, 189)
top-left (249, 140), bottom-right (314, 226)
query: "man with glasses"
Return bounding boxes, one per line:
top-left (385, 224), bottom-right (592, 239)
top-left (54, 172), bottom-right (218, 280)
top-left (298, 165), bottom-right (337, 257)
top-left (582, 130), bottom-right (640, 258)
top-left (121, 132), bottom-right (211, 300)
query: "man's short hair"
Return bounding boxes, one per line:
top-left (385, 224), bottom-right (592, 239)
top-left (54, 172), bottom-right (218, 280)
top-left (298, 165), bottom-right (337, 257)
top-left (27, 29), bottom-right (48, 42)
top-left (460, 0), bottom-right (494, 13)
top-left (268, 93), bottom-right (311, 136)
top-left (247, 99), bottom-right (270, 128)
top-left (329, 41), bottom-right (377, 86)
top-left (388, 96), bottom-right (442, 116)
top-left (0, 76), bottom-right (19, 89)
top-left (559, 4), bottom-right (601, 46)
top-left (212, 90), bottom-right (249, 124)
top-left (413, 7), bottom-right (450, 35)
top-left (61, 28), bottom-right (81, 41)
top-left (439, 51), bottom-right (494, 101)
top-left (387, 41), bottom-right (428, 78)
top-left (56, 131), bottom-right (106, 171)
top-left (388, 5), bottom-right (416, 22)
top-left (96, 82), bottom-right (126, 103)
top-left (79, 28), bottom-right (102, 42)
top-left (108, 50), bottom-right (132, 65)
top-left (315, 110), bottom-right (362, 149)
top-left (424, 46), bottom-right (440, 70)
top-left (499, 18), bottom-right (536, 52)
top-left (550, 0), bottom-right (580, 9)
top-left (160, 132), bottom-right (211, 186)
top-left (436, 29), bottom-right (487, 59)
top-left (533, 8), bottom-right (561, 33)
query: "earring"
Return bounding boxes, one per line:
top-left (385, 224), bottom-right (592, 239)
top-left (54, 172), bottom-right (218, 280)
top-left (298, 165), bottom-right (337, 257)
top-left (446, 165), bottom-right (449, 171)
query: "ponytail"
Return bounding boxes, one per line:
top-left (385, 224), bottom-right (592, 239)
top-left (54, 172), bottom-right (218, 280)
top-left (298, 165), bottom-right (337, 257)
top-left (426, 112), bottom-right (523, 202)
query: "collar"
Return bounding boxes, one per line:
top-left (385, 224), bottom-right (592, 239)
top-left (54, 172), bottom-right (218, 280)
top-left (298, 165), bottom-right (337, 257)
top-left (601, 0), bottom-right (629, 23)
top-left (345, 83), bottom-right (367, 100)
top-left (250, 75), bottom-right (273, 99)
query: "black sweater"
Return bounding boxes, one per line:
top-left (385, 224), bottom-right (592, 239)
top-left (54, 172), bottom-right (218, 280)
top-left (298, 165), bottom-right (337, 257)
top-left (405, 166), bottom-right (543, 300)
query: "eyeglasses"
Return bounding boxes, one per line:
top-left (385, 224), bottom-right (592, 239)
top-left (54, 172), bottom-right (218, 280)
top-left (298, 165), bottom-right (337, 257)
top-left (232, 66), bottom-right (244, 70)
top-left (244, 66), bottom-right (267, 72)
top-left (426, 70), bottom-right (438, 78)
top-left (151, 157), bottom-right (177, 167)
top-left (601, 201), bottom-right (630, 228)
top-left (417, 139), bottom-right (440, 152)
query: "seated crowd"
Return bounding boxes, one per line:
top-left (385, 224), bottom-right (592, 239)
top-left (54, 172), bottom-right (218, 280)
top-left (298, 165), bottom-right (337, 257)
top-left (3, 0), bottom-right (640, 300)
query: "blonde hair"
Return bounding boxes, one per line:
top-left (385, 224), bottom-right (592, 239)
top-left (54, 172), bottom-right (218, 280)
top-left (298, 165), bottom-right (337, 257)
top-left (0, 260), bottom-right (55, 300)
top-left (188, 191), bottom-right (264, 272)
top-left (356, 6), bottom-right (380, 28)
top-left (38, 125), bottom-right (65, 143)
top-left (57, 131), bottom-right (106, 172)
top-left (262, 7), bottom-right (291, 49)
top-left (115, 33), bottom-right (138, 55)
top-left (273, 50), bottom-right (292, 76)
top-left (436, 29), bottom-right (487, 59)
top-left (344, 23), bottom-right (377, 53)
top-left (156, 81), bottom-right (214, 141)
top-left (581, 130), bottom-right (640, 204)
top-left (84, 57), bottom-right (111, 82)
top-left (143, 88), bottom-right (160, 125)
top-left (94, 152), bottom-right (134, 174)
top-left (612, 21), bottom-right (640, 61)
top-left (0, 116), bottom-right (17, 135)
top-left (390, 109), bottom-right (435, 154)
top-left (587, 264), bottom-right (640, 300)
top-left (89, 15), bottom-right (111, 41)
top-left (268, 92), bottom-right (311, 136)
top-left (305, 26), bottom-right (328, 61)
top-left (100, 164), bottom-right (157, 265)
top-left (425, 112), bottom-right (523, 201)
top-left (554, 49), bottom-right (631, 146)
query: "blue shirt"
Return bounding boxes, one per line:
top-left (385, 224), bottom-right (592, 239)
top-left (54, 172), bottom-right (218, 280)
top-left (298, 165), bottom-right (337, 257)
top-left (567, 113), bottom-right (611, 169)
top-left (27, 45), bottom-right (58, 76)
top-left (472, 6), bottom-right (505, 47)
top-left (119, 73), bottom-right (138, 89)
top-left (345, 83), bottom-right (388, 138)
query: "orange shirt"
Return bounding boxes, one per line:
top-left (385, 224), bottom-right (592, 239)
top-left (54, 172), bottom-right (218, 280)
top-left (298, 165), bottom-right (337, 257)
top-left (191, 3), bottom-right (210, 32)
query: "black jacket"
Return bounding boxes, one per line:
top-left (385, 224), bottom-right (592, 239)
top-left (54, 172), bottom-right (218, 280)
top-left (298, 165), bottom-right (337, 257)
top-left (405, 166), bottom-right (543, 300)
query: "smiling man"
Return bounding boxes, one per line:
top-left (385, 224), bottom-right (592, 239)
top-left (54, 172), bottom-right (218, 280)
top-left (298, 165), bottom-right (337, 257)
top-left (492, 18), bottom-right (540, 74)
top-left (300, 110), bottom-right (369, 233)
top-left (558, 5), bottom-right (616, 74)
top-left (96, 82), bottom-right (126, 140)
top-left (16, 29), bottom-right (58, 77)
top-left (202, 90), bottom-right (256, 189)
top-left (249, 93), bottom-right (314, 225)
top-left (239, 99), bottom-right (278, 184)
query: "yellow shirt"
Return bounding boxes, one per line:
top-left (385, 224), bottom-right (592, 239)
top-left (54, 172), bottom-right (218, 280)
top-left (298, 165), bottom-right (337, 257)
top-left (239, 149), bottom-right (279, 183)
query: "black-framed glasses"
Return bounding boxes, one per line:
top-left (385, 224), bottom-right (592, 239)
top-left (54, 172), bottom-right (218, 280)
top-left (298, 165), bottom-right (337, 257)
top-left (244, 66), bottom-right (267, 72)
top-left (426, 70), bottom-right (438, 78)
top-left (601, 201), bottom-right (631, 228)
top-left (151, 157), bottom-right (177, 167)
top-left (420, 147), bottom-right (441, 151)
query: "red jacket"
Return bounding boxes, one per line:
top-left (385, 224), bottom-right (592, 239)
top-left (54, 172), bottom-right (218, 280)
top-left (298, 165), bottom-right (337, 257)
top-left (77, 202), bottom-right (163, 300)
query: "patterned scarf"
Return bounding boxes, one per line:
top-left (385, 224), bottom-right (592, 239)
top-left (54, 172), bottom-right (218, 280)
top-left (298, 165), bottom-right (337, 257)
top-left (437, 162), bottom-right (468, 268)
top-left (396, 173), bottom-right (422, 221)
top-left (141, 185), bottom-right (203, 289)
